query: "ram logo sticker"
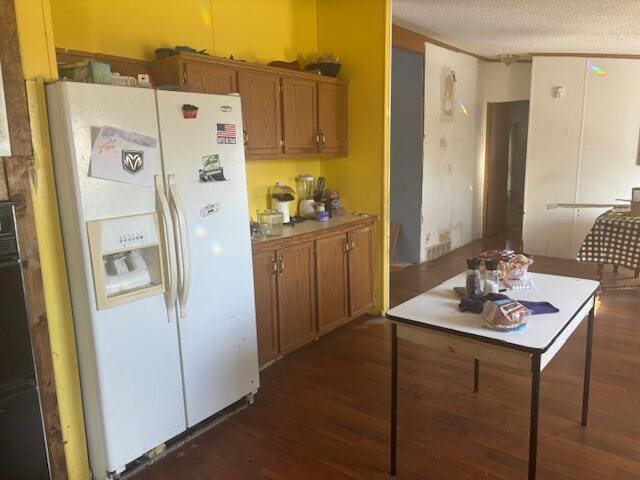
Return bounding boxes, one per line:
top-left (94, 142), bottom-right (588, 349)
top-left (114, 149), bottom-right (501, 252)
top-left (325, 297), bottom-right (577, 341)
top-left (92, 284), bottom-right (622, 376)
top-left (122, 149), bottom-right (144, 174)
top-left (220, 105), bottom-right (233, 113)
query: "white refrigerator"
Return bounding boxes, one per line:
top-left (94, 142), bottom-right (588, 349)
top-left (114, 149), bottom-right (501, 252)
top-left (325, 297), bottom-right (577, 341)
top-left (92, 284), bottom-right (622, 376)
top-left (46, 81), bottom-right (259, 478)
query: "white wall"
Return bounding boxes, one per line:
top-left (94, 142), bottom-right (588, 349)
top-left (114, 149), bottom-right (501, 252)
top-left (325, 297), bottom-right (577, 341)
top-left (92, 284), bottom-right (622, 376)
top-left (523, 56), bottom-right (640, 258)
top-left (421, 44), bottom-right (486, 260)
top-left (485, 62), bottom-right (532, 103)
top-left (420, 45), bottom-right (532, 262)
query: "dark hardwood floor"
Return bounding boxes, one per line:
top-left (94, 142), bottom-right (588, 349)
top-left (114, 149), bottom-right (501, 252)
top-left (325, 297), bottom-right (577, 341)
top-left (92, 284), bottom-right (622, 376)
top-left (136, 237), bottom-right (640, 479)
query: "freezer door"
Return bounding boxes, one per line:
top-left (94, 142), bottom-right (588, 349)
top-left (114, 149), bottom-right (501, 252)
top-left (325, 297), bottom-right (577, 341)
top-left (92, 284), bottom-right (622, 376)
top-left (46, 82), bottom-right (186, 476)
top-left (156, 90), bottom-right (259, 426)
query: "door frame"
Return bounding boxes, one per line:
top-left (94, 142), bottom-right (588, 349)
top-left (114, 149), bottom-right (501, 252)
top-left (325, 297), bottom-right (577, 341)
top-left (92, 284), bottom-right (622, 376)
top-left (482, 102), bottom-right (494, 238)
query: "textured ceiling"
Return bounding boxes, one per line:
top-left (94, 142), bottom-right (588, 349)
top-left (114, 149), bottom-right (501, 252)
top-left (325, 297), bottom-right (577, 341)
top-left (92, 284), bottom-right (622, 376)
top-left (393, 0), bottom-right (640, 57)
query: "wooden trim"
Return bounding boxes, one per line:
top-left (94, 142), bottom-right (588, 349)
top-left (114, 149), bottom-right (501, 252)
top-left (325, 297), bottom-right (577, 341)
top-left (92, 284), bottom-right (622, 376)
top-left (0, 160), bottom-right (8, 200)
top-left (171, 52), bottom-right (348, 85)
top-left (58, 48), bottom-right (348, 86)
top-left (3, 1), bottom-right (67, 477)
top-left (393, 24), bottom-right (491, 62)
top-left (482, 102), bottom-right (493, 238)
top-left (4, 158), bottom-right (68, 479)
top-left (56, 47), bottom-right (151, 67)
top-left (532, 52), bottom-right (640, 60)
top-left (0, 0), bottom-right (32, 157)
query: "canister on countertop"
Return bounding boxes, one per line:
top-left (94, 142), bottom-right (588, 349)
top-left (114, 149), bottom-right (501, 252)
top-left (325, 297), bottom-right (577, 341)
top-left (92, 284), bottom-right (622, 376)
top-left (257, 209), bottom-right (284, 237)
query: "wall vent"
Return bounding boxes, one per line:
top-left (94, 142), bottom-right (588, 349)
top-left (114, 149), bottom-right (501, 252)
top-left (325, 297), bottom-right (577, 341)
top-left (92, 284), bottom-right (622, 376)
top-left (425, 240), bottom-right (451, 262)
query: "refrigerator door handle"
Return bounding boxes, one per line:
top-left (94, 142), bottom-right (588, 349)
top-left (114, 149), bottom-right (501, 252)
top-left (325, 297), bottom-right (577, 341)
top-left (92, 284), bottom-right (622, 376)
top-left (168, 174), bottom-right (191, 318)
top-left (155, 175), bottom-right (178, 319)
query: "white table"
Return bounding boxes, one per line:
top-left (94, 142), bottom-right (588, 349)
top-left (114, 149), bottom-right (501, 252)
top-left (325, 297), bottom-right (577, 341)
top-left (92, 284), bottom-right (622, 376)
top-left (387, 272), bottom-right (600, 479)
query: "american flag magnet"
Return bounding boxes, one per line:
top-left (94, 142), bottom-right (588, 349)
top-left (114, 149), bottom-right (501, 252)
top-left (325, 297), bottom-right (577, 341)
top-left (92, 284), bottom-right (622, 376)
top-left (216, 123), bottom-right (237, 144)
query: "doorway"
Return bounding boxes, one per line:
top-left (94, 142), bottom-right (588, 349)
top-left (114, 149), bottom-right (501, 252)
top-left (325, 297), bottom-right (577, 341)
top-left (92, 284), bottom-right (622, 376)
top-left (390, 46), bottom-right (424, 265)
top-left (483, 100), bottom-right (529, 244)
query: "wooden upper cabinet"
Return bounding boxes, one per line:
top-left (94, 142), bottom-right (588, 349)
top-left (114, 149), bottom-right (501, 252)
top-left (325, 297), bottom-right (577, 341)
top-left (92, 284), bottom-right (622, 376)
top-left (151, 53), bottom-right (348, 159)
top-left (238, 71), bottom-right (283, 157)
top-left (276, 241), bottom-right (316, 353)
top-left (252, 250), bottom-right (279, 367)
top-left (315, 233), bottom-right (349, 333)
top-left (282, 77), bottom-right (318, 155)
top-left (347, 225), bottom-right (374, 315)
top-left (183, 61), bottom-right (237, 94)
top-left (318, 83), bottom-right (348, 156)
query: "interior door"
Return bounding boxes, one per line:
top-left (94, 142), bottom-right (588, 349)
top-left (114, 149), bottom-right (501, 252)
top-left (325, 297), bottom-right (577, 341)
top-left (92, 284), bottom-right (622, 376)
top-left (238, 70), bottom-right (283, 157)
top-left (276, 241), bottom-right (316, 353)
top-left (505, 101), bottom-right (529, 241)
top-left (184, 61), bottom-right (237, 94)
top-left (155, 90), bottom-right (259, 427)
top-left (317, 83), bottom-right (348, 155)
top-left (282, 77), bottom-right (318, 154)
top-left (315, 233), bottom-right (349, 333)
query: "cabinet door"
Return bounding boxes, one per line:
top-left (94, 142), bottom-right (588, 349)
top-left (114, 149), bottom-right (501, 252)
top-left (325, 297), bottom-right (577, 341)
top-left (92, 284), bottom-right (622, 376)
top-left (252, 251), bottom-right (279, 367)
top-left (315, 233), bottom-right (350, 333)
top-left (318, 83), bottom-right (348, 156)
top-left (348, 225), bottom-right (374, 315)
top-left (282, 77), bottom-right (318, 154)
top-left (276, 241), bottom-right (316, 353)
top-left (238, 71), bottom-right (283, 157)
top-left (184, 62), bottom-right (237, 94)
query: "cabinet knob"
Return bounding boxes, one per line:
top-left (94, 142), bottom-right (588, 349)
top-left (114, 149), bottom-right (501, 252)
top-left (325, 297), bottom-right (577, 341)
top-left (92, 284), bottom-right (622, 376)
top-left (319, 132), bottom-right (326, 146)
top-left (243, 128), bottom-right (249, 146)
top-left (277, 255), bottom-right (284, 274)
top-left (271, 257), bottom-right (278, 275)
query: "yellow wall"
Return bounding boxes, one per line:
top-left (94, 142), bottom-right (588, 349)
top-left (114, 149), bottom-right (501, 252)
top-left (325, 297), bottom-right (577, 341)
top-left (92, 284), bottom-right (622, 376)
top-left (13, 0), bottom-right (390, 476)
top-left (317, 0), bottom-right (390, 311)
top-left (14, 1), bottom-right (91, 478)
top-left (50, 0), bottom-right (322, 216)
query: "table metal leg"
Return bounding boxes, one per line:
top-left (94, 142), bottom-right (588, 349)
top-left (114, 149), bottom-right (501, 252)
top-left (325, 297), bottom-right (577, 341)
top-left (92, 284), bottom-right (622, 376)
top-left (390, 322), bottom-right (398, 476)
top-left (474, 359), bottom-right (480, 393)
top-left (529, 354), bottom-right (541, 480)
top-left (596, 263), bottom-right (604, 283)
top-left (582, 305), bottom-right (595, 426)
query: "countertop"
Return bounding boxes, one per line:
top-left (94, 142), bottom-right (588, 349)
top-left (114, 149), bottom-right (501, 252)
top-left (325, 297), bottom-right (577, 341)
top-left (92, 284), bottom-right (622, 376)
top-left (251, 213), bottom-right (376, 248)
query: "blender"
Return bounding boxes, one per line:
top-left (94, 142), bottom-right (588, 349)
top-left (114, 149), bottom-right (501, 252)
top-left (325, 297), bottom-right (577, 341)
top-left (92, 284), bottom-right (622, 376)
top-left (296, 174), bottom-right (317, 219)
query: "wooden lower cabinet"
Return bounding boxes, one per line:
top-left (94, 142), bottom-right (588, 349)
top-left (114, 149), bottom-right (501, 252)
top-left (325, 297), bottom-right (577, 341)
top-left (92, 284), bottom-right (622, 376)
top-left (252, 251), bottom-right (279, 366)
top-left (276, 241), bottom-right (316, 353)
top-left (347, 225), bottom-right (375, 315)
top-left (315, 233), bottom-right (349, 333)
top-left (251, 218), bottom-right (375, 367)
